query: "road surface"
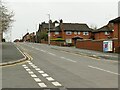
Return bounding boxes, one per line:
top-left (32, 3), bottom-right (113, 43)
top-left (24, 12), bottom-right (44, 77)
top-left (2, 42), bottom-right (119, 89)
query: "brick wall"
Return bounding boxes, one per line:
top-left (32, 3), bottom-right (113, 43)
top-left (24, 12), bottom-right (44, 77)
top-left (76, 39), bottom-right (120, 53)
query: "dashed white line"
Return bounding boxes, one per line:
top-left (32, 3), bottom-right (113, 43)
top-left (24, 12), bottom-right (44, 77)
top-left (41, 73), bottom-right (49, 77)
top-left (38, 71), bottom-right (44, 74)
top-left (22, 65), bottom-right (26, 67)
top-left (48, 52), bottom-right (56, 56)
top-left (31, 74), bottom-right (37, 78)
top-left (28, 71), bottom-right (34, 74)
top-left (38, 83), bottom-right (47, 87)
top-left (52, 82), bottom-right (62, 86)
top-left (46, 77), bottom-right (54, 81)
top-left (60, 57), bottom-right (76, 63)
top-left (88, 65), bottom-right (120, 75)
top-left (25, 68), bottom-right (31, 71)
top-left (23, 66), bottom-right (29, 69)
top-left (34, 78), bottom-right (41, 82)
top-left (35, 68), bottom-right (41, 71)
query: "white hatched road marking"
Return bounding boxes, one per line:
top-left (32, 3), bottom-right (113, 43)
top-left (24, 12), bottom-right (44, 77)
top-left (41, 73), bottom-right (49, 77)
top-left (52, 82), bottom-right (62, 86)
top-left (34, 78), bottom-right (41, 82)
top-left (88, 65), bottom-right (120, 75)
top-left (46, 77), bottom-right (54, 81)
top-left (31, 74), bottom-right (37, 78)
top-left (38, 83), bottom-right (47, 87)
top-left (38, 71), bottom-right (44, 74)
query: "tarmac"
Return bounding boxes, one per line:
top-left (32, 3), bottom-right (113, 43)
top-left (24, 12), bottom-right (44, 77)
top-left (0, 42), bottom-right (119, 66)
top-left (0, 42), bottom-right (27, 66)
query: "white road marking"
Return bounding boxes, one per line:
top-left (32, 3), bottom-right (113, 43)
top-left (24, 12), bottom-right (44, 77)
top-left (25, 68), bottom-right (31, 71)
top-left (28, 62), bottom-right (33, 65)
top-left (88, 65), bottom-right (120, 75)
top-left (48, 52), bottom-right (56, 56)
top-left (38, 83), bottom-right (47, 87)
top-left (35, 48), bottom-right (40, 50)
top-left (38, 71), bottom-right (44, 74)
top-left (31, 74), bottom-right (37, 78)
top-left (60, 57), bottom-right (76, 63)
top-left (35, 68), bottom-right (41, 71)
top-left (40, 50), bottom-right (46, 52)
top-left (28, 71), bottom-right (34, 74)
top-left (52, 82), bottom-right (62, 86)
top-left (41, 73), bottom-right (49, 77)
top-left (22, 65), bottom-right (26, 67)
top-left (23, 66), bottom-right (29, 69)
top-left (32, 66), bottom-right (38, 68)
top-left (46, 77), bottom-right (54, 81)
top-left (34, 78), bottom-right (41, 82)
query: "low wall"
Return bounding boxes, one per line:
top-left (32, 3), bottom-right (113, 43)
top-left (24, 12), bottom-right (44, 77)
top-left (76, 39), bottom-right (120, 53)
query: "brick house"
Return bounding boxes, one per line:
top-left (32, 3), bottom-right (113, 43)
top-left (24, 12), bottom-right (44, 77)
top-left (36, 21), bottom-right (55, 43)
top-left (109, 17), bottom-right (120, 40)
top-left (50, 19), bottom-right (93, 45)
top-left (92, 25), bottom-right (113, 40)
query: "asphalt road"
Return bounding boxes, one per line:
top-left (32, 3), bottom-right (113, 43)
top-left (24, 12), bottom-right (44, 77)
top-left (2, 42), bottom-right (119, 89)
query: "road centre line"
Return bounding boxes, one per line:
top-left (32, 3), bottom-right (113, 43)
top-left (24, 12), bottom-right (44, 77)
top-left (88, 65), bottom-right (120, 75)
top-left (60, 57), bottom-right (76, 63)
top-left (34, 78), bottom-right (41, 82)
top-left (52, 82), bottom-right (62, 87)
top-left (38, 83), bottom-right (47, 87)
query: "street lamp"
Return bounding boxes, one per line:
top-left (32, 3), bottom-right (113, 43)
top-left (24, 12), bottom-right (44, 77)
top-left (48, 14), bottom-right (50, 45)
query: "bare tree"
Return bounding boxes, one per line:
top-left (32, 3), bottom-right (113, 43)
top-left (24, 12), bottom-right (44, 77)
top-left (0, 0), bottom-right (14, 42)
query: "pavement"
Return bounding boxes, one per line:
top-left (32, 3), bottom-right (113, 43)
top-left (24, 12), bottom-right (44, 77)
top-left (1, 42), bottom-right (26, 65)
top-left (50, 45), bottom-right (119, 61)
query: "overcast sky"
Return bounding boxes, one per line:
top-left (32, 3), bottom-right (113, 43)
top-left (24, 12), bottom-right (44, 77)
top-left (3, 0), bottom-right (119, 41)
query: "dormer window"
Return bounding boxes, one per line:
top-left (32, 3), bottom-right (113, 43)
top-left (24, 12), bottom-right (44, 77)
top-left (66, 31), bottom-right (72, 35)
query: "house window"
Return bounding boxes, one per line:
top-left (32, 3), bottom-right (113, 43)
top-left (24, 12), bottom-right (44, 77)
top-left (74, 31), bottom-right (77, 35)
top-left (105, 32), bottom-right (110, 35)
top-left (55, 32), bottom-right (59, 35)
top-left (66, 31), bottom-right (72, 35)
top-left (78, 32), bottom-right (80, 35)
top-left (83, 32), bottom-right (89, 35)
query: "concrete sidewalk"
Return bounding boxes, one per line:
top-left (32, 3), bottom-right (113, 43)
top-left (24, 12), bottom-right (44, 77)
top-left (50, 45), bottom-right (119, 61)
top-left (2, 42), bottom-right (25, 63)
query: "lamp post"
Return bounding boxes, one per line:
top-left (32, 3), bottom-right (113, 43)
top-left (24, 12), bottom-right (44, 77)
top-left (48, 14), bottom-right (50, 45)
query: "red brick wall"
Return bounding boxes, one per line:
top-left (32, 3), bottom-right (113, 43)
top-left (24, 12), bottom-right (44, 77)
top-left (76, 39), bottom-right (120, 53)
top-left (94, 32), bottom-right (113, 40)
top-left (113, 23), bottom-right (118, 38)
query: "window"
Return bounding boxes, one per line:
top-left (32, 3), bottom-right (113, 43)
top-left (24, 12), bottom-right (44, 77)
top-left (78, 32), bottom-right (80, 35)
top-left (105, 32), bottom-right (110, 35)
top-left (83, 32), bottom-right (89, 35)
top-left (55, 32), bottom-right (59, 35)
top-left (74, 31), bottom-right (77, 35)
top-left (66, 31), bottom-right (72, 35)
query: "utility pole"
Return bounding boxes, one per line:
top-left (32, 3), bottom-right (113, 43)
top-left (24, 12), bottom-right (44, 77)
top-left (48, 14), bottom-right (50, 45)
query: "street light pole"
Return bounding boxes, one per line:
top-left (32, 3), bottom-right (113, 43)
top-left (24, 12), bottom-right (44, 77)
top-left (48, 14), bottom-right (50, 45)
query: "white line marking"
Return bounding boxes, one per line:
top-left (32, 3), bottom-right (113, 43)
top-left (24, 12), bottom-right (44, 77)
top-left (38, 71), bottom-right (44, 74)
top-left (60, 57), bottom-right (76, 63)
top-left (22, 65), bottom-right (26, 67)
top-left (40, 50), bottom-right (46, 52)
top-left (28, 71), bottom-right (34, 74)
top-left (52, 82), bottom-right (62, 86)
top-left (31, 74), bottom-right (37, 78)
top-left (35, 68), bottom-right (41, 71)
top-left (88, 65), bottom-right (120, 75)
top-left (25, 68), bottom-right (31, 71)
top-left (48, 52), bottom-right (56, 56)
top-left (41, 73), bottom-right (49, 77)
top-left (34, 78), bottom-right (41, 82)
top-left (28, 62), bottom-right (33, 65)
top-left (23, 66), bottom-right (29, 69)
top-left (35, 48), bottom-right (40, 50)
top-left (32, 66), bottom-right (38, 68)
top-left (38, 83), bottom-right (47, 87)
top-left (46, 77), bottom-right (54, 81)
